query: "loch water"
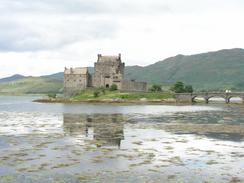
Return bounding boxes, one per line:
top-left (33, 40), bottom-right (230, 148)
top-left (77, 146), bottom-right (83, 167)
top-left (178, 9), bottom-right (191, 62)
top-left (0, 96), bottom-right (243, 183)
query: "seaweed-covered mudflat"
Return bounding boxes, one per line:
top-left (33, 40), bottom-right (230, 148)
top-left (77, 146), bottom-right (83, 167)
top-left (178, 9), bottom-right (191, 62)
top-left (0, 96), bottom-right (243, 183)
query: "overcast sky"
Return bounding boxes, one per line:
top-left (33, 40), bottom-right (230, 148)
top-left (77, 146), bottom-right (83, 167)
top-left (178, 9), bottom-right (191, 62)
top-left (0, 0), bottom-right (244, 78)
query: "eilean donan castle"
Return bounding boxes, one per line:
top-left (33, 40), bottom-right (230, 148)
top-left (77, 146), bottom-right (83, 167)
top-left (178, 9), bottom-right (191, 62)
top-left (64, 54), bottom-right (147, 96)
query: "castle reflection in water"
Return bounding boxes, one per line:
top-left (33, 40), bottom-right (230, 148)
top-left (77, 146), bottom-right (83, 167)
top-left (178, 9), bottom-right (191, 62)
top-left (63, 113), bottom-right (124, 148)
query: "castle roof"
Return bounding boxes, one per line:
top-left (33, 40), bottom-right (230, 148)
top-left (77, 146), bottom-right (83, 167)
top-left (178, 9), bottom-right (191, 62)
top-left (64, 67), bottom-right (88, 75)
top-left (97, 54), bottom-right (121, 62)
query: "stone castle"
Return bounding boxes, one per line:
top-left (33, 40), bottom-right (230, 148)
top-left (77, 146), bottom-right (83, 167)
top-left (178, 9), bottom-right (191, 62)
top-left (64, 54), bottom-right (147, 96)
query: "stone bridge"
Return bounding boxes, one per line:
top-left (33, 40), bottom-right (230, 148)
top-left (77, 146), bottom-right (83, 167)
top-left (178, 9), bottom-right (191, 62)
top-left (174, 92), bottom-right (244, 103)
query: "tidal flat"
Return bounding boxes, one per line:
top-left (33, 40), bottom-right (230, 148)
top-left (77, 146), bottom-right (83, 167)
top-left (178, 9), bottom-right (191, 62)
top-left (0, 96), bottom-right (243, 183)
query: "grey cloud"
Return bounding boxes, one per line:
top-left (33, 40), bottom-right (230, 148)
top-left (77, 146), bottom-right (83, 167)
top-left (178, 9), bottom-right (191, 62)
top-left (0, 0), bottom-right (171, 52)
top-left (0, 17), bottom-right (118, 52)
top-left (0, 0), bottom-right (171, 15)
top-left (0, 0), bottom-right (104, 14)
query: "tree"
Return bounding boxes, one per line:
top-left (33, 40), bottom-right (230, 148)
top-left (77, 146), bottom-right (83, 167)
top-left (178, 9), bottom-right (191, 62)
top-left (110, 84), bottom-right (118, 91)
top-left (170, 81), bottom-right (194, 93)
top-left (150, 84), bottom-right (162, 92)
top-left (170, 81), bottom-right (185, 93)
top-left (184, 85), bottom-right (193, 93)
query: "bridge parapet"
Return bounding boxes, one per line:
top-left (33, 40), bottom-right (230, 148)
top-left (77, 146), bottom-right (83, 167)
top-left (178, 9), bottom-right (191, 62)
top-left (174, 92), bottom-right (244, 104)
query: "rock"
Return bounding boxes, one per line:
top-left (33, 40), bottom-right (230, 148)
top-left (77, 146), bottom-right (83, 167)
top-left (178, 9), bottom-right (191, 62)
top-left (140, 98), bottom-right (148, 102)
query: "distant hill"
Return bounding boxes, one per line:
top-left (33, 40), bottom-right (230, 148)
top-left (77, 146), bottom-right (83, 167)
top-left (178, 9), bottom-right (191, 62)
top-left (42, 72), bottom-right (64, 81)
top-left (0, 74), bottom-right (25, 83)
top-left (0, 77), bottom-right (63, 95)
top-left (125, 48), bottom-right (244, 91)
top-left (0, 48), bottom-right (244, 94)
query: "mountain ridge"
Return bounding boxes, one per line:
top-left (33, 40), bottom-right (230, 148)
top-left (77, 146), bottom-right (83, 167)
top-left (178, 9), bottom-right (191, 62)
top-left (1, 48), bottom-right (244, 94)
top-left (0, 74), bottom-right (26, 82)
top-left (125, 48), bottom-right (244, 90)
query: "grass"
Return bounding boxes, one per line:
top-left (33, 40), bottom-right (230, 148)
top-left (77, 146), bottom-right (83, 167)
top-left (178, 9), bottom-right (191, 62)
top-left (0, 77), bottom-right (62, 95)
top-left (72, 89), bottom-right (173, 101)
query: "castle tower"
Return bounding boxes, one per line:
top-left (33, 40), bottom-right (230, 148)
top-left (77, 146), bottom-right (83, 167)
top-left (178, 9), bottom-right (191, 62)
top-left (93, 54), bottom-right (125, 89)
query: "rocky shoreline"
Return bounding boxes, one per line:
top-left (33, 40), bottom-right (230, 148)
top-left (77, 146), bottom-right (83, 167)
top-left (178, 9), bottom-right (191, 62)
top-left (33, 98), bottom-right (178, 105)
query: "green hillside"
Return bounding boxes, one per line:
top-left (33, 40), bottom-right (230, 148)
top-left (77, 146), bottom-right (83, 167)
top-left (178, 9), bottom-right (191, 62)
top-left (0, 48), bottom-right (244, 94)
top-left (125, 48), bottom-right (244, 91)
top-left (0, 77), bottom-right (63, 95)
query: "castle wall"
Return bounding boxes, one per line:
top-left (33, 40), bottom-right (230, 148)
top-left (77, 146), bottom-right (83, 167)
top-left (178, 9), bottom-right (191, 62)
top-left (64, 73), bottom-right (90, 96)
top-left (121, 80), bottom-right (147, 92)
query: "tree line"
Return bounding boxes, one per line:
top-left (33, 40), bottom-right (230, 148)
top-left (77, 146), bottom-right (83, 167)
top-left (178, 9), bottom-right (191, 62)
top-left (149, 81), bottom-right (193, 93)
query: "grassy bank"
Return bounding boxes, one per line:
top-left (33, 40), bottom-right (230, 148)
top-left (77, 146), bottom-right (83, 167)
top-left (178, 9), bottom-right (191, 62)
top-left (71, 89), bottom-right (173, 101)
top-left (34, 89), bottom-right (174, 104)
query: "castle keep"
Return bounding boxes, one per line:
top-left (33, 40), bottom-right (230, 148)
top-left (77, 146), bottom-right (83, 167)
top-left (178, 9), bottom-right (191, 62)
top-left (93, 54), bottom-right (124, 89)
top-left (64, 54), bottom-right (147, 96)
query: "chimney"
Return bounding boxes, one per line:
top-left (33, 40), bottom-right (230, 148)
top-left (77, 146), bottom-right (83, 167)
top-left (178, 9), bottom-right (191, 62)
top-left (118, 53), bottom-right (121, 60)
top-left (97, 54), bottom-right (102, 61)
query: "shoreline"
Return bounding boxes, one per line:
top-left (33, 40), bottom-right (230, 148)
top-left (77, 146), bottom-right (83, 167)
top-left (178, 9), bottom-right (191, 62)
top-left (33, 98), bottom-right (179, 105)
top-left (33, 98), bottom-right (244, 105)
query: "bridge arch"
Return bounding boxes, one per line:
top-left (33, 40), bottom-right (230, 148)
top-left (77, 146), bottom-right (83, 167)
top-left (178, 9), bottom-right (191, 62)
top-left (191, 95), bottom-right (207, 103)
top-left (226, 96), bottom-right (243, 103)
top-left (206, 95), bottom-right (226, 103)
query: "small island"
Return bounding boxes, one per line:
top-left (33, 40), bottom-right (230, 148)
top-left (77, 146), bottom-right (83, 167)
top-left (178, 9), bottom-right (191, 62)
top-left (34, 54), bottom-right (198, 104)
top-left (35, 54), bottom-right (178, 104)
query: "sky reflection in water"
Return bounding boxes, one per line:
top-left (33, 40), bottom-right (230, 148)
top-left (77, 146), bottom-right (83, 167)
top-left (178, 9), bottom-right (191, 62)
top-left (0, 96), bottom-right (243, 183)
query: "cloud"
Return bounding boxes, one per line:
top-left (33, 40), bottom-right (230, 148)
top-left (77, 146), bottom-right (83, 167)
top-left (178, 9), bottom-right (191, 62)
top-left (0, 0), bottom-right (171, 15)
top-left (0, 13), bottom-right (118, 52)
top-left (0, 0), bottom-right (171, 52)
top-left (0, 0), bottom-right (244, 78)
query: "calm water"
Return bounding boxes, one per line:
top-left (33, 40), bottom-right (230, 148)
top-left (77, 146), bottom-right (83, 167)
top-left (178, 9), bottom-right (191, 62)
top-left (0, 96), bottom-right (243, 183)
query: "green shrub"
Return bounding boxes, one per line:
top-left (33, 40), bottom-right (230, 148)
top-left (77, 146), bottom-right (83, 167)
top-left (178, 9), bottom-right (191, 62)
top-left (149, 84), bottom-right (162, 92)
top-left (93, 90), bottom-right (100, 98)
top-left (48, 93), bottom-right (57, 98)
top-left (170, 81), bottom-right (194, 93)
top-left (99, 87), bottom-right (106, 95)
top-left (110, 84), bottom-right (118, 91)
top-left (120, 94), bottom-right (130, 99)
top-left (185, 85), bottom-right (193, 93)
